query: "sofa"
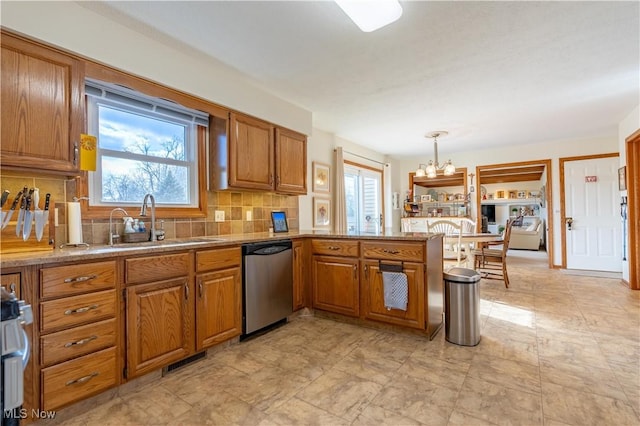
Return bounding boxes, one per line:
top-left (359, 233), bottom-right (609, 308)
top-left (509, 217), bottom-right (543, 250)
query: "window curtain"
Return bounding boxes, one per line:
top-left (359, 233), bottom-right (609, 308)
top-left (334, 147), bottom-right (347, 233)
top-left (383, 162), bottom-right (392, 231)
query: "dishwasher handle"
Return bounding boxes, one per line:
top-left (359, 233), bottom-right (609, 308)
top-left (243, 240), bottom-right (292, 256)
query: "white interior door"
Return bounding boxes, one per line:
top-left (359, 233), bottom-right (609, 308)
top-left (564, 157), bottom-right (621, 271)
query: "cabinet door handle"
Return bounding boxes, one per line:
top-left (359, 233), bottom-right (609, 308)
top-left (383, 249), bottom-right (400, 254)
top-left (269, 174), bottom-right (274, 185)
top-left (64, 274), bottom-right (97, 284)
top-left (184, 283), bottom-right (189, 300)
top-left (66, 371), bottom-right (98, 386)
top-left (276, 176), bottom-right (280, 186)
top-left (9, 283), bottom-right (16, 294)
top-left (64, 335), bottom-right (98, 348)
top-left (199, 281), bottom-right (203, 298)
top-left (364, 264), bottom-right (369, 280)
top-left (353, 264), bottom-right (357, 280)
top-left (73, 142), bottom-right (79, 166)
top-left (328, 246), bottom-right (340, 250)
top-left (64, 304), bottom-right (98, 315)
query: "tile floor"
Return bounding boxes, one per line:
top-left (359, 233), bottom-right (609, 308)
top-left (46, 251), bottom-right (639, 425)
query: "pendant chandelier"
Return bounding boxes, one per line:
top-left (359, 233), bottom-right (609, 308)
top-left (415, 131), bottom-right (456, 178)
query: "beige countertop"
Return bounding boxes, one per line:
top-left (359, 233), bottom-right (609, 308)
top-left (0, 230), bottom-right (440, 268)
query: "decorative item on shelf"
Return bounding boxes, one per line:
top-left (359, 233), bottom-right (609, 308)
top-left (488, 193), bottom-right (494, 200)
top-left (312, 162), bottom-right (330, 193)
top-left (517, 190), bottom-right (526, 199)
top-left (415, 131), bottom-right (455, 178)
top-left (528, 190), bottom-right (539, 198)
top-left (508, 190), bottom-right (517, 199)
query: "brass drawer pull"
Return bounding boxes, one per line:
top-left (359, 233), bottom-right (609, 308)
top-left (328, 246), bottom-right (340, 250)
top-left (64, 335), bottom-right (98, 348)
top-left (65, 372), bottom-right (99, 386)
top-left (64, 275), bottom-right (97, 284)
top-left (383, 249), bottom-right (400, 254)
top-left (64, 304), bottom-right (98, 315)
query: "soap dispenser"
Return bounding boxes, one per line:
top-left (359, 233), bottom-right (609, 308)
top-left (124, 217), bottom-right (135, 233)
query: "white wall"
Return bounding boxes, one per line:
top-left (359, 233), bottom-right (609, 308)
top-left (619, 105), bottom-right (640, 282)
top-left (1, 1), bottom-right (312, 136)
top-left (393, 136), bottom-right (618, 266)
top-left (301, 129), bottom-right (400, 231)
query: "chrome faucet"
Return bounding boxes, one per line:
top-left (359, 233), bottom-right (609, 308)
top-left (109, 208), bottom-right (129, 245)
top-left (140, 193), bottom-right (157, 241)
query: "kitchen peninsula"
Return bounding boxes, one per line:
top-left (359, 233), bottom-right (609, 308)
top-left (1, 230), bottom-right (443, 418)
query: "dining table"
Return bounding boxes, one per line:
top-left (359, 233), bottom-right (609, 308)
top-left (458, 232), bottom-right (503, 269)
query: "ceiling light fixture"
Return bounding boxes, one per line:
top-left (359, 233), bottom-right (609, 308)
top-left (415, 131), bottom-right (456, 178)
top-left (335, 0), bottom-right (403, 32)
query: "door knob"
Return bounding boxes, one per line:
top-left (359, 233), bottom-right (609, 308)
top-left (566, 217), bottom-right (573, 230)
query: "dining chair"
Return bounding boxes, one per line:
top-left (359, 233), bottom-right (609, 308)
top-left (428, 220), bottom-right (467, 267)
top-left (472, 219), bottom-right (514, 288)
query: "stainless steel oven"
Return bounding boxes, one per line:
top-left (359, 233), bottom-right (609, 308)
top-left (1, 288), bottom-right (32, 426)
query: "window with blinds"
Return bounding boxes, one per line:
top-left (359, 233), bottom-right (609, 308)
top-left (85, 79), bottom-right (208, 207)
top-left (345, 163), bottom-right (383, 234)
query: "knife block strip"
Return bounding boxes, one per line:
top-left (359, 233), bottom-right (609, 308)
top-left (0, 207), bottom-right (54, 254)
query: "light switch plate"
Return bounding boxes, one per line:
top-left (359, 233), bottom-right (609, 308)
top-left (246, 210), bottom-right (252, 221)
top-left (214, 210), bottom-right (225, 222)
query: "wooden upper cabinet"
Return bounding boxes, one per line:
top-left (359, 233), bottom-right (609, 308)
top-left (215, 112), bottom-right (307, 195)
top-left (275, 127), bottom-right (307, 194)
top-left (229, 112), bottom-right (275, 191)
top-left (0, 31), bottom-right (83, 174)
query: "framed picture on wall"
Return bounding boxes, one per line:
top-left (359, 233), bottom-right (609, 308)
top-left (313, 197), bottom-right (331, 228)
top-left (618, 166), bottom-right (627, 191)
top-left (312, 162), bottom-right (330, 193)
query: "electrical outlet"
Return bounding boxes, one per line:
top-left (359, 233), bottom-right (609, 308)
top-left (246, 210), bottom-right (252, 221)
top-left (214, 210), bottom-right (225, 222)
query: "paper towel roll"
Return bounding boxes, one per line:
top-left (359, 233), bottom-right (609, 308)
top-left (67, 202), bottom-right (83, 244)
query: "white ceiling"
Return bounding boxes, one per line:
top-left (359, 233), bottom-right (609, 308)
top-left (82, 1), bottom-right (639, 157)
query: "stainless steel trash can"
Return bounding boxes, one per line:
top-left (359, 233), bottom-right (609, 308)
top-left (444, 267), bottom-right (481, 346)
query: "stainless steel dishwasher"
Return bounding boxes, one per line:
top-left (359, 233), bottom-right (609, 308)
top-left (242, 240), bottom-right (293, 338)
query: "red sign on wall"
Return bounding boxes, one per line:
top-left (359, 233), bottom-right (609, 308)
top-left (585, 176), bottom-right (598, 182)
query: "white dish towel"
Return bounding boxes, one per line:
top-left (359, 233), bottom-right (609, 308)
top-left (382, 271), bottom-right (408, 311)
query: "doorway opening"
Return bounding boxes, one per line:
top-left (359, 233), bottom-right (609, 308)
top-left (476, 159), bottom-right (554, 269)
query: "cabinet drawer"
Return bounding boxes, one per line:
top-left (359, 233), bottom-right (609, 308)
top-left (41, 346), bottom-right (117, 411)
top-left (362, 241), bottom-right (424, 262)
top-left (311, 239), bottom-right (359, 257)
top-left (196, 247), bottom-right (241, 273)
top-left (41, 261), bottom-right (116, 299)
top-left (40, 290), bottom-right (116, 333)
top-left (41, 318), bottom-right (117, 367)
top-left (125, 252), bottom-right (189, 284)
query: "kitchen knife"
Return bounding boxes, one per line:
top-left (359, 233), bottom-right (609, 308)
top-left (22, 193), bottom-right (33, 241)
top-left (35, 193), bottom-right (50, 242)
top-left (1, 188), bottom-right (24, 230)
top-left (16, 187), bottom-right (32, 237)
top-left (0, 190), bottom-right (9, 208)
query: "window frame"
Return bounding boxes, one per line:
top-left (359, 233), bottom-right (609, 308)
top-left (344, 160), bottom-right (384, 235)
top-left (78, 60), bottom-right (229, 219)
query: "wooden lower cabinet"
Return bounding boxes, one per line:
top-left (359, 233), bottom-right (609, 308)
top-left (292, 240), bottom-right (305, 311)
top-left (1, 272), bottom-right (20, 298)
top-left (196, 267), bottom-right (241, 350)
top-left (361, 261), bottom-right (425, 330)
top-left (312, 255), bottom-right (359, 317)
top-left (126, 277), bottom-right (193, 378)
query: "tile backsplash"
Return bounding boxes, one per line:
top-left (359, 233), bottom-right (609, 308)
top-left (0, 172), bottom-right (299, 246)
